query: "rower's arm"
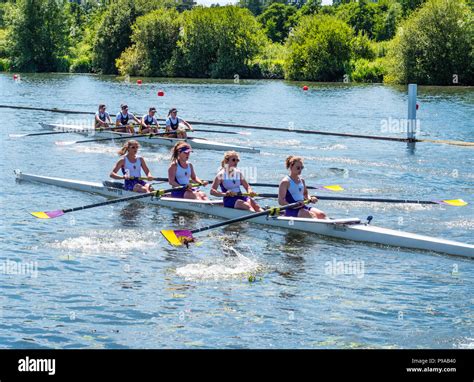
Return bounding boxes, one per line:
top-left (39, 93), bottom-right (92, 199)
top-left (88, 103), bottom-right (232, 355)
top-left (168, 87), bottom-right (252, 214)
top-left (182, 119), bottom-right (193, 131)
top-left (141, 158), bottom-right (153, 179)
top-left (133, 115), bottom-right (141, 124)
top-left (95, 115), bottom-right (106, 127)
top-left (210, 176), bottom-right (224, 197)
top-left (110, 159), bottom-right (125, 180)
top-left (278, 180), bottom-right (289, 206)
top-left (241, 177), bottom-right (253, 193)
top-left (168, 164), bottom-right (181, 187)
top-left (302, 179), bottom-right (309, 199)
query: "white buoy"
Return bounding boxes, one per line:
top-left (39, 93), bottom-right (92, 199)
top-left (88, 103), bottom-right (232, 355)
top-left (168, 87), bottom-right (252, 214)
top-left (407, 84), bottom-right (417, 141)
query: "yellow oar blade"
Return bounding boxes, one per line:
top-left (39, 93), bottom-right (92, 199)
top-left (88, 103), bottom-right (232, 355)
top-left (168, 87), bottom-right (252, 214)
top-left (161, 230), bottom-right (184, 246)
top-left (31, 211), bottom-right (53, 219)
top-left (322, 185), bottom-right (344, 192)
top-left (441, 199), bottom-right (468, 207)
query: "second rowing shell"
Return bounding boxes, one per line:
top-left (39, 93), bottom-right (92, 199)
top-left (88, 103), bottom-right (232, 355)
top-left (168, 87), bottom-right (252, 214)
top-left (40, 123), bottom-right (260, 153)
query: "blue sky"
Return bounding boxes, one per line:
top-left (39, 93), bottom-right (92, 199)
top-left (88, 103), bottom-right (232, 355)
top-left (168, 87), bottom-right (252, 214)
top-left (195, 0), bottom-right (333, 6)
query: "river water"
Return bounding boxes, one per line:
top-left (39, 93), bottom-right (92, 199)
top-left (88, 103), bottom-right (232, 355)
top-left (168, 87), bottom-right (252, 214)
top-left (0, 73), bottom-right (473, 348)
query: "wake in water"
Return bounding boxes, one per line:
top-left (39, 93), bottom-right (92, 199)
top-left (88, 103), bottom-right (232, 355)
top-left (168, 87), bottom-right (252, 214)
top-left (176, 245), bottom-right (263, 281)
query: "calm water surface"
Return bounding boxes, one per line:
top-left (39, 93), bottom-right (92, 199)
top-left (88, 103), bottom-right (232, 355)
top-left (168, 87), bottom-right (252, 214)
top-left (0, 73), bottom-right (473, 348)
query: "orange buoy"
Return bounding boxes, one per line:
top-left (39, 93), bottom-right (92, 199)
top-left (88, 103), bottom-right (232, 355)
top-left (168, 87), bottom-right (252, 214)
top-left (303, 85), bottom-right (309, 91)
top-left (157, 90), bottom-right (165, 97)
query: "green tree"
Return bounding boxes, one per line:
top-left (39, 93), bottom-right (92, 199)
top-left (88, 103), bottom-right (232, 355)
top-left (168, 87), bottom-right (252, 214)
top-left (238, 0), bottom-right (263, 16)
top-left (299, 0), bottom-right (322, 16)
top-left (374, 2), bottom-right (402, 41)
top-left (258, 3), bottom-right (297, 43)
top-left (116, 9), bottom-right (181, 76)
top-left (92, 0), bottom-right (137, 74)
top-left (397, 0), bottom-right (427, 15)
top-left (285, 15), bottom-right (353, 81)
top-left (176, 6), bottom-right (265, 78)
top-left (5, 0), bottom-right (70, 72)
top-left (386, 0), bottom-right (473, 85)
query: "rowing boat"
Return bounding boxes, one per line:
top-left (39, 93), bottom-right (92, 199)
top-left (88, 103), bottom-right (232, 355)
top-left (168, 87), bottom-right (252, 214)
top-left (39, 123), bottom-right (260, 153)
top-left (14, 170), bottom-right (474, 258)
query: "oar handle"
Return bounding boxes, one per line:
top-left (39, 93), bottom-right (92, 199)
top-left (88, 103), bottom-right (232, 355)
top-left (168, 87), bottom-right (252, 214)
top-left (190, 200), bottom-right (309, 234)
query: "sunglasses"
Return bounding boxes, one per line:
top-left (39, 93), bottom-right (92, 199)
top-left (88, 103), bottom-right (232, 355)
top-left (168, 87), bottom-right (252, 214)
top-left (230, 158), bottom-right (240, 162)
top-left (130, 146), bottom-right (139, 149)
top-left (296, 166), bottom-right (304, 170)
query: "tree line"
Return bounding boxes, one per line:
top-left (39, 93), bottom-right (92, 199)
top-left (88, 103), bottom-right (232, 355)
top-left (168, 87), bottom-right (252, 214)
top-left (0, 0), bottom-right (472, 85)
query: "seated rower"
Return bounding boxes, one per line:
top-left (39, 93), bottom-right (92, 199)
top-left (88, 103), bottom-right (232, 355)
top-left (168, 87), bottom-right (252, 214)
top-left (140, 107), bottom-right (160, 134)
top-left (115, 104), bottom-right (140, 134)
top-left (278, 155), bottom-right (327, 219)
top-left (210, 151), bottom-right (263, 212)
top-left (95, 104), bottom-right (111, 129)
top-left (110, 140), bottom-right (154, 193)
top-left (168, 142), bottom-right (208, 200)
top-left (165, 108), bottom-right (193, 139)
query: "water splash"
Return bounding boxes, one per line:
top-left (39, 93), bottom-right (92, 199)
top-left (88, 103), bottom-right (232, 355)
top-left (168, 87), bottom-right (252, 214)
top-left (176, 246), bottom-right (263, 281)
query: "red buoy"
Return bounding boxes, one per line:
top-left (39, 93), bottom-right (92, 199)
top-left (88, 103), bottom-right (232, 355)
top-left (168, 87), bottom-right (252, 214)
top-left (136, 79), bottom-right (142, 85)
top-left (303, 85), bottom-right (309, 91)
top-left (157, 90), bottom-right (165, 97)
top-left (13, 74), bottom-right (18, 80)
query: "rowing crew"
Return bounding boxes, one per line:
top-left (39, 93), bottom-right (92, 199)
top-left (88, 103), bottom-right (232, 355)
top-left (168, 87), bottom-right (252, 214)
top-left (110, 140), bottom-right (327, 219)
top-left (95, 104), bottom-right (193, 138)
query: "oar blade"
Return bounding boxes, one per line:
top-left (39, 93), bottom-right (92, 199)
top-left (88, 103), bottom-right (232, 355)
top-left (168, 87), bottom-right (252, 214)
top-left (439, 199), bottom-right (468, 207)
top-left (321, 185), bottom-right (344, 192)
top-left (9, 134), bottom-right (27, 138)
top-left (30, 210), bottom-right (65, 219)
top-left (161, 229), bottom-right (194, 246)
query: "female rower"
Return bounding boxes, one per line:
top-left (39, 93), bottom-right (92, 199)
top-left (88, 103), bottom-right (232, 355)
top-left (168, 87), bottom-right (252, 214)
top-left (278, 156), bottom-right (327, 219)
top-left (165, 108), bottom-right (193, 138)
top-left (115, 104), bottom-right (140, 134)
top-left (140, 107), bottom-right (160, 134)
top-left (210, 151), bottom-right (263, 212)
top-left (168, 142), bottom-right (208, 200)
top-left (110, 140), bottom-right (154, 193)
top-left (95, 104), bottom-right (111, 129)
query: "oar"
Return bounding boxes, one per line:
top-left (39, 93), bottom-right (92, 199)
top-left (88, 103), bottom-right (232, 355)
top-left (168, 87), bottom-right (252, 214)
top-left (161, 200), bottom-right (310, 247)
top-left (9, 125), bottom-right (129, 138)
top-left (137, 177), bottom-right (343, 192)
top-left (55, 132), bottom-right (175, 146)
top-left (239, 193), bottom-right (468, 207)
top-left (30, 184), bottom-right (199, 219)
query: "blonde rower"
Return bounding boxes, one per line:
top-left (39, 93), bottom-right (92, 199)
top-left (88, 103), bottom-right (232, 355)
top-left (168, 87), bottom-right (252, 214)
top-left (211, 151), bottom-right (262, 212)
top-left (278, 156), bottom-right (326, 219)
top-left (168, 142), bottom-right (208, 200)
top-left (110, 140), bottom-right (154, 193)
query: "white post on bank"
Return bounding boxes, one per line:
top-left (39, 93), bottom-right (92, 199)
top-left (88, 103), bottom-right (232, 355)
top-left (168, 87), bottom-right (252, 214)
top-left (407, 84), bottom-right (417, 142)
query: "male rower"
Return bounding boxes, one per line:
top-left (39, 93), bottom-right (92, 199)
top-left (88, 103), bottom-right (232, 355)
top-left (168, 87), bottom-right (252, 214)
top-left (116, 104), bottom-right (140, 134)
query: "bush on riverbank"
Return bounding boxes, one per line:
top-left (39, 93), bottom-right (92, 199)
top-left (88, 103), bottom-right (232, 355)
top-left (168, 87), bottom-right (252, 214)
top-left (285, 15), bottom-right (353, 81)
top-left (116, 9), bottom-right (180, 77)
top-left (385, 0), bottom-right (474, 85)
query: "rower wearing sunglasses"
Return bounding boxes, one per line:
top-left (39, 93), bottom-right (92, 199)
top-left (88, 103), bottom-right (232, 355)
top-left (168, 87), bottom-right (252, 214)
top-left (211, 151), bottom-right (263, 212)
top-left (115, 104), bottom-right (140, 134)
top-left (278, 156), bottom-right (326, 219)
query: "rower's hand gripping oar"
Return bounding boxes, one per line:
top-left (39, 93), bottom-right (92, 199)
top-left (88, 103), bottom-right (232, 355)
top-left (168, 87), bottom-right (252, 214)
top-left (30, 184), bottom-right (201, 219)
top-left (239, 194), bottom-right (468, 207)
top-left (161, 199), bottom-right (312, 247)
top-left (137, 177), bottom-right (343, 192)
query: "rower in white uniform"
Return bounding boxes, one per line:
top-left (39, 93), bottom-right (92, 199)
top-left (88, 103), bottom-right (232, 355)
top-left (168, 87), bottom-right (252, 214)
top-left (278, 155), bottom-right (326, 219)
top-left (110, 140), bottom-right (154, 193)
top-left (115, 104), bottom-right (140, 134)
